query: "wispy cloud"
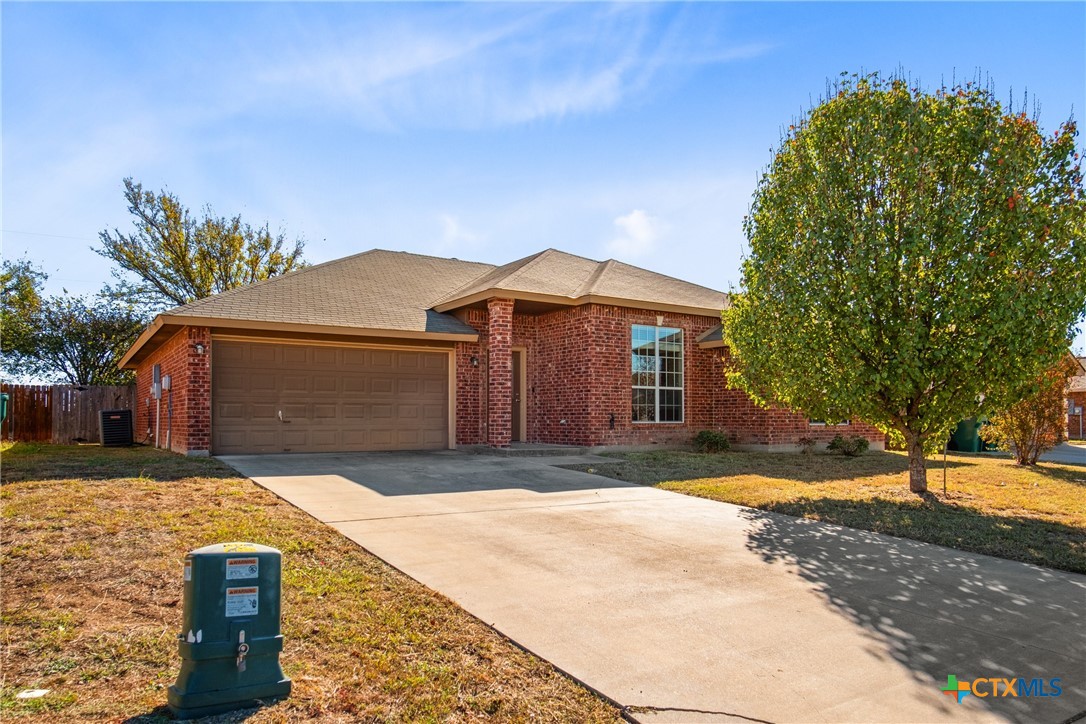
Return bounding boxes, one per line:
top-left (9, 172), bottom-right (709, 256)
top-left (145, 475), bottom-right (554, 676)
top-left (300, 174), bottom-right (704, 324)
top-left (246, 4), bottom-right (771, 129)
top-left (606, 209), bottom-right (665, 258)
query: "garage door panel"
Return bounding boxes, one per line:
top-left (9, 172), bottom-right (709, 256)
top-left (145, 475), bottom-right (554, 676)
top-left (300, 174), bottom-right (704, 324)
top-left (397, 353), bottom-right (420, 369)
top-left (218, 403), bottom-right (245, 420)
top-left (251, 373), bottom-right (277, 392)
top-left (281, 375), bottom-right (310, 394)
top-left (313, 403), bottom-right (337, 419)
top-left (213, 341), bottom-right (448, 454)
top-left (251, 346), bottom-right (278, 364)
top-left (282, 346), bottom-right (309, 365)
top-left (249, 429), bottom-right (278, 447)
top-left (343, 376), bottom-right (367, 394)
top-left (342, 429), bottom-right (367, 445)
top-left (311, 430), bottom-right (337, 446)
top-left (251, 404), bottom-right (277, 421)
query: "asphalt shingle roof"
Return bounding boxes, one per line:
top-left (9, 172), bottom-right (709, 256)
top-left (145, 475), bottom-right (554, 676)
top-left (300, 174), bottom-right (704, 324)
top-left (164, 249), bottom-right (494, 335)
top-left (434, 248), bottom-right (726, 312)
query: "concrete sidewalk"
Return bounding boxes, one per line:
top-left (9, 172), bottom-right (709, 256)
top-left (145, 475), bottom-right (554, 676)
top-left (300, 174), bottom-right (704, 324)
top-left (1040, 442), bottom-right (1086, 466)
top-left (222, 452), bottom-right (1086, 724)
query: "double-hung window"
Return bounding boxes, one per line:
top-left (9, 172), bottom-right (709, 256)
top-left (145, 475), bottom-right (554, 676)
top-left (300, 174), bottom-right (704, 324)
top-left (631, 324), bottom-right (683, 422)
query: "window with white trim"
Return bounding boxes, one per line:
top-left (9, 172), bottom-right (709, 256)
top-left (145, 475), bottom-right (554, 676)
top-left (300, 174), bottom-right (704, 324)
top-left (632, 324), bottom-right (683, 422)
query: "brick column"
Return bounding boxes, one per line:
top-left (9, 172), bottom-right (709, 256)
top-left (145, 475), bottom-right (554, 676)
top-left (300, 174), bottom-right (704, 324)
top-left (184, 327), bottom-right (212, 455)
top-left (487, 298), bottom-right (514, 447)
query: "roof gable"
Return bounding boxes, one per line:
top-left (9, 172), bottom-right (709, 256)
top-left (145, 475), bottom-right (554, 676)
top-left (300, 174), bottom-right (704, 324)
top-left (434, 248), bottom-right (726, 314)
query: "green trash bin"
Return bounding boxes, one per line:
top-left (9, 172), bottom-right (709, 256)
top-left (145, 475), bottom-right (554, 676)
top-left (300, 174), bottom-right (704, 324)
top-left (949, 418), bottom-right (983, 453)
top-left (1, 392), bottom-right (8, 423)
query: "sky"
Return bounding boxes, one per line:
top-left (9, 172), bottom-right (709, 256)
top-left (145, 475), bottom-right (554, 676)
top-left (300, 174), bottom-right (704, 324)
top-left (3, 2), bottom-right (1085, 350)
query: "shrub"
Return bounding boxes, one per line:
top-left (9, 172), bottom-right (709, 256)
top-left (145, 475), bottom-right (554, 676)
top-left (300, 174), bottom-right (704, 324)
top-left (980, 356), bottom-right (1080, 465)
top-left (693, 430), bottom-right (730, 454)
top-left (797, 436), bottom-right (817, 455)
top-left (827, 434), bottom-right (870, 457)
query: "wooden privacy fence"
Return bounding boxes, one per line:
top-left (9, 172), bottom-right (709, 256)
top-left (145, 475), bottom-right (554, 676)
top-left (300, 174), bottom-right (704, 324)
top-left (1, 384), bottom-right (136, 444)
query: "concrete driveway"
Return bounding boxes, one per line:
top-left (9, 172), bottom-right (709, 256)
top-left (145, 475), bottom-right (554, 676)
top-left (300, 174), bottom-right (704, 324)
top-left (221, 452), bottom-right (1086, 724)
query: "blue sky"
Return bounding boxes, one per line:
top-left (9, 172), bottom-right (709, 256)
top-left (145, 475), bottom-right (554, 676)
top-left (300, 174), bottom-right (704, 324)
top-left (3, 2), bottom-right (1085, 349)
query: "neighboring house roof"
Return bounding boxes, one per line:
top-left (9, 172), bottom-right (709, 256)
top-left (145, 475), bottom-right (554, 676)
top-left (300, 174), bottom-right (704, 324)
top-left (120, 248), bottom-right (728, 368)
top-left (1070, 356), bottom-right (1086, 393)
top-left (433, 249), bottom-right (726, 315)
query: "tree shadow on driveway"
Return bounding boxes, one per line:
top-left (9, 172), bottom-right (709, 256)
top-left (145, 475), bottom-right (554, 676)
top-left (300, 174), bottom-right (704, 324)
top-left (740, 506), bottom-right (1086, 724)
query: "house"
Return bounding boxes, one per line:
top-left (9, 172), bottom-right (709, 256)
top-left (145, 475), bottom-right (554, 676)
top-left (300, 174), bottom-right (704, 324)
top-left (1068, 356), bottom-right (1086, 441)
top-left (118, 249), bottom-right (885, 456)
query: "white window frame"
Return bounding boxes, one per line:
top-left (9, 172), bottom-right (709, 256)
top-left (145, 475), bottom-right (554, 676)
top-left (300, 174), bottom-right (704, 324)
top-left (632, 324), bottom-right (684, 424)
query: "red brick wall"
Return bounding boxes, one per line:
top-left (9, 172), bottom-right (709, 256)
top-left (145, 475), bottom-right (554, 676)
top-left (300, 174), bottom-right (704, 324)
top-left (486, 298), bottom-right (514, 447)
top-left (454, 302), bottom-right (885, 449)
top-left (455, 309), bottom-right (487, 445)
top-left (1069, 390), bottom-right (1086, 440)
top-left (134, 327), bottom-right (211, 454)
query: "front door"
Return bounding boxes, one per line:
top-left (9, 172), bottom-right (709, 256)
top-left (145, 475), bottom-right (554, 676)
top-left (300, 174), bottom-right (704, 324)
top-left (512, 349), bottom-right (525, 442)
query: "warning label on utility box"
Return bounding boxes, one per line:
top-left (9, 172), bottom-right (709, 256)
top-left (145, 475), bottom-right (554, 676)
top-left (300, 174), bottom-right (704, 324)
top-left (226, 557), bottom-right (259, 580)
top-left (225, 587), bottom-right (259, 617)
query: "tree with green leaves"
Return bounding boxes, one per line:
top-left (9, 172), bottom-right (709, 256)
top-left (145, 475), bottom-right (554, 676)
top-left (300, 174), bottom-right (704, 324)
top-left (10, 294), bottom-right (144, 386)
top-left (96, 178), bottom-right (307, 310)
top-left (980, 355), bottom-right (1081, 465)
top-left (724, 73), bottom-right (1086, 493)
top-left (1, 258), bottom-right (47, 379)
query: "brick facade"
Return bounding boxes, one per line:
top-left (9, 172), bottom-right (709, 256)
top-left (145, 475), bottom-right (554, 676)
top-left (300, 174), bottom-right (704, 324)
top-left (138, 305), bottom-right (886, 455)
top-left (1069, 390), bottom-right (1086, 440)
top-left (134, 327), bottom-right (211, 455)
top-left (454, 302), bottom-right (885, 449)
top-left (486, 298), bottom-right (514, 447)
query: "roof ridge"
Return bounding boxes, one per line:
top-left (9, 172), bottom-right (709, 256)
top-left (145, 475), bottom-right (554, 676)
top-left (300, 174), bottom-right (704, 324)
top-left (431, 249), bottom-right (547, 305)
top-left (502, 248), bottom-right (560, 288)
top-left (574, 258), bottom-right (614, 297)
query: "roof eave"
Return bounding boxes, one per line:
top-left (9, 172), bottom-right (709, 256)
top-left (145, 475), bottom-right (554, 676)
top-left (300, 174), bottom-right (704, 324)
top-left (119, 314), bottom-right (479, 369)
top-left (433, 289), bottom-right (724, 318)
top-left (118, 316), bottom-right (168, 369)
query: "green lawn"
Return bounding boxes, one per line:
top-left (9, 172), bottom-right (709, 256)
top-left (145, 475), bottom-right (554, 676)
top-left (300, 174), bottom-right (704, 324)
top-left (567, 449), bottom-right (1086, 573)
top-left (1, 443), bottom-right (619, 722)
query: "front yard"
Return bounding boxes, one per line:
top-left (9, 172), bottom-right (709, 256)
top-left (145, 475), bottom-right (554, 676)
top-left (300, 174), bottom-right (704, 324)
top-left (568, 450), bottom-right (1086, 573)
top-left (0, 443), bottom-right (619, 721)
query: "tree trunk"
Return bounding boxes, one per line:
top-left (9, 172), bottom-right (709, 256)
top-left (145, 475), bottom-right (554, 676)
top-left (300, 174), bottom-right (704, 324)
top-left (905, 431), bottom-right (928, 493)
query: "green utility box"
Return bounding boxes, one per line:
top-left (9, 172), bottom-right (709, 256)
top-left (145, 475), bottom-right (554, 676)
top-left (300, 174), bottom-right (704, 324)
top-left (167, 542), bottom-right (291, 719)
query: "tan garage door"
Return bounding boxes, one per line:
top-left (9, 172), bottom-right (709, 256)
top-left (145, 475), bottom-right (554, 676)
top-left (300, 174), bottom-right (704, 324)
top-left (212, 340), bottom-right (449, 454)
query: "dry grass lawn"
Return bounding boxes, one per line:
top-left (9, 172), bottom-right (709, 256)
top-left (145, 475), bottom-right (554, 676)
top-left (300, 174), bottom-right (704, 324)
top-left (568, 449), bottom-right (1086, 573)
top-left (1, 443), bottom-right (619, 722)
